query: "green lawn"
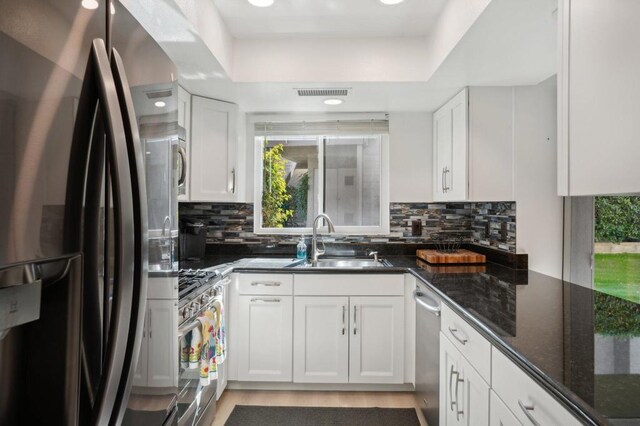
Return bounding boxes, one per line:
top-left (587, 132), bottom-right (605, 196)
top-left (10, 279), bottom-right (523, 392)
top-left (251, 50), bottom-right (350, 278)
top-left (594, 253), bottom-right (640, 304)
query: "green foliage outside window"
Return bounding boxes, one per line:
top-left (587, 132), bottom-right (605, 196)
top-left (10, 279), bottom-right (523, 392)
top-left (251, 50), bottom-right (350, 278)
top-left (594, 291), bottom-right (640, 336)
top-left (284, 173), bottom-right (310, 227)
top-left (262, 143), bottom-right (293, 228)
top-left (595, 196), bottom-right (640, 243)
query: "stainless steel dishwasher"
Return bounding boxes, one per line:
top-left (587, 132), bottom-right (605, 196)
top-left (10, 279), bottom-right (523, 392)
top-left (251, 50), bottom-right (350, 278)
top-left (414, 280), bottom-right (443, 426)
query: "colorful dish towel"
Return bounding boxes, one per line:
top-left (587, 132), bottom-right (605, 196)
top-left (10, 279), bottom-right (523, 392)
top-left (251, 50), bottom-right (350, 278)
top-left (198, 310), bottom-right (216, 386)
top-left (213, 298), bottom-right (227, 365)
top-left (180, 332), bottom-right (191, 369)
top-left (188, 326), bottom-right (202, 370)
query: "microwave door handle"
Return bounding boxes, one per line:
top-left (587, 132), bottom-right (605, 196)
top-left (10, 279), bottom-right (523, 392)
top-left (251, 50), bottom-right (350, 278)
top-left (178, 145), bottom-right (187, 186)
top-left (108, 47), bottom-right (150, 426)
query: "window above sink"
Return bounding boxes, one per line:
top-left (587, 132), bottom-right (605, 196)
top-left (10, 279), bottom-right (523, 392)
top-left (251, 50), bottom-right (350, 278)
top-left (252, 116), bottom-right (390, 236)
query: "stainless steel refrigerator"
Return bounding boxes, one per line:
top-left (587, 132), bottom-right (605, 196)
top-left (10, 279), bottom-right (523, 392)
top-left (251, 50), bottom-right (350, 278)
top-left (0, 0), bottom-right (178, 424)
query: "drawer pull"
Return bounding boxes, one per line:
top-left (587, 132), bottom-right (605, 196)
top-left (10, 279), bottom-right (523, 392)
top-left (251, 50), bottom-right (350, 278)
top-left (518, 400), bottom-right (540, 426)
top-left (251, 281), bottom-right (281, 287)
top-left (342, 305), bottom-right (346, 335)
top-left (250, 297), bottom-right (281, 303)
top-left (448, 326), bottom-right (468, 345)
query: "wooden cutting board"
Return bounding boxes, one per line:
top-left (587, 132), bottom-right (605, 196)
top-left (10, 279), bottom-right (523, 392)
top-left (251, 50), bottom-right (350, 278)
top-left (416, 249), bottom-right (486, 265)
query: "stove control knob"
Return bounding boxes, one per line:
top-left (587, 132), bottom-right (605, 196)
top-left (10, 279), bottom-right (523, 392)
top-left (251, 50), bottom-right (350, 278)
top-left (182, 307), bottom-right (191, 319)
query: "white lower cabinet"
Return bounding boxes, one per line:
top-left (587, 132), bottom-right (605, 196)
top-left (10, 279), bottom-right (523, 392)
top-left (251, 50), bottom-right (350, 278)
top-left (293, 296), bottom-right (349, 383)
top-left (440, 331), bottom-right (490, 426)
top-left (133, 299), bottom-right (179, 388)
top-left (237, 295), bottom-right (293, 382)
top-left (292, 295), bottom-right (405, 385)
top-left (490, 390), bottom-right (521, 426)
top-left (349, 296), bottom-right (404, 384)
top-left (492, 347), bottom-right (581, 426)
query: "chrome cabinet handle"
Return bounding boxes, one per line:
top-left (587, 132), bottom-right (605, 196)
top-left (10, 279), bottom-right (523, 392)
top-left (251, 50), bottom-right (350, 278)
top-left (353, 305), bottom-right (357, 335)
top-left (442, 168), bottom-right (446, 193)
top-left (448, 326), bottom-right (468, 345)
top-left (449, 365), bottom-right (456, 412)
top-left (251, 281), bottom-right (281, 287)
top-left (455, 372), bottom-right (464, 421)
top-left (250, 297), bottom-right (281, 303)
top-left (148, 309), bottom-right (152, 339)
top-left (231, 168), bottom-right (236, 194)
top-left (342, 305), bottom-right (346, 335)
top-left (518, 400), bottom-right (540, 426)
top-left (413, 289), bottom-right (440, 316)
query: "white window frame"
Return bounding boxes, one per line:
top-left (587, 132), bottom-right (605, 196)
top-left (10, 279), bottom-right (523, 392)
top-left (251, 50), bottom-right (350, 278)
top-left (253, 132), bottom-right (390, 236)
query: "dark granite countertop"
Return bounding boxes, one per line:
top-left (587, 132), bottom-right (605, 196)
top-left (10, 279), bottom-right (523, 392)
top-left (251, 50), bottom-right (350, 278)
top-left (181, 254), bottom-right (640, 425)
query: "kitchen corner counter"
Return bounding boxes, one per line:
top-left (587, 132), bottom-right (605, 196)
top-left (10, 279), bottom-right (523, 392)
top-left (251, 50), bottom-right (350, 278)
top-left (181, 254), bottom-right (639, 425)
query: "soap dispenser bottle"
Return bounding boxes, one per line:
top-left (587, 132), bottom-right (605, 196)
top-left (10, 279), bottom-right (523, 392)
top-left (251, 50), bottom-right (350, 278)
top-left (296, 235), bottom-right (307, 259)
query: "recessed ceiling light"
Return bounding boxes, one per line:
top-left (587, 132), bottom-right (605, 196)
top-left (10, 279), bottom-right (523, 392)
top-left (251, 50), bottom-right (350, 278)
top-left (380, 0), bottom-right (404, 5)
top-left (154, 101), bottom-right (166, 108)
top-left (248, 0), bottom-right (274, 7)
top-left (324, 99), bottom-right (343, 106)
top-left (81, 0), bottom-right (99, 10)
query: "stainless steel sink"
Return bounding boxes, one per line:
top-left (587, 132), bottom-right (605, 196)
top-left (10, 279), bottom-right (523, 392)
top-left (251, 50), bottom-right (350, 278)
top-left (294, 258), bottom-right (391, 269)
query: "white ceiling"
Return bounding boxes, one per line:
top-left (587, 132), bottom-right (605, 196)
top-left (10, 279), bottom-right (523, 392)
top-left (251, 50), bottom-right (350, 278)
top-left (211, 0), bottom-right (448, 39)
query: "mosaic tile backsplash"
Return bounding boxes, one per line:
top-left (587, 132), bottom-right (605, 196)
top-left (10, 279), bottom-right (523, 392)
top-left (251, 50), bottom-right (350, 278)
top-left (179, 201), bottom-right (517, 252)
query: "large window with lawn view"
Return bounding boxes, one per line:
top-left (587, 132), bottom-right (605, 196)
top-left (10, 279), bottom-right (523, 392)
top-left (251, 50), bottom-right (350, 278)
top-left (254, 120), bottom-right (390, 234)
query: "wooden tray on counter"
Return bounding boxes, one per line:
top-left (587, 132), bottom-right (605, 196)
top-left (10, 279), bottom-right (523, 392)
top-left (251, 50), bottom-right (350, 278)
top-left (416, 249), bottom-right (486, 265)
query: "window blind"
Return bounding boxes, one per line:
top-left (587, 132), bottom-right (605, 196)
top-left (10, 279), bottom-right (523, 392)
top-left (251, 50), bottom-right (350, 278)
top-left (254, 119), bottom-right (389, 136)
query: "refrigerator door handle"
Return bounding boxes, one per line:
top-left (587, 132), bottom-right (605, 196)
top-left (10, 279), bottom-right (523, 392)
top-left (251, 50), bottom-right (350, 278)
top-left (65, 38), bottom-right (137, 425)
top-left (108, 47), bottom-right (150, 425)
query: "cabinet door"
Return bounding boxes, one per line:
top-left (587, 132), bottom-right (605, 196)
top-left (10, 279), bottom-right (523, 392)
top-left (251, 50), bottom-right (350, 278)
top-left (349, 296), bottom-right (404, 384)
top-left (457, 354), bottom-right (490, 426)
top-left (132, 309), bottom-right (149, 387)
top-left (440, 331), bottom-right (462, 426)
top-left (559, 0), bottom-right (640, 195)
top-left (440, 331), bottom-right (489, 426)
top-left (433, 105), bottom-right (452, 201)
top-left (490, 390), bottom-right (521, 426)
top-left (190, 95), bottom-right (238, 201)
top-left (433, 89), bottom-right (468, 202)
top-left (293, 296), bottom-right (349, 383)
top-left (147, 299), bottom-right (179, 387)
top-left (177, 85), bottom-right (191, 201)
top-left (237, 295), bottom-right (293, 382)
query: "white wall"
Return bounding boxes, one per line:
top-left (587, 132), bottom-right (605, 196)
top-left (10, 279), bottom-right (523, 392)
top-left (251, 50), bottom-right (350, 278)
top-left (514, 76), bottom-right (564, 278)
top-left (388, 112), bottom-right (433, 202)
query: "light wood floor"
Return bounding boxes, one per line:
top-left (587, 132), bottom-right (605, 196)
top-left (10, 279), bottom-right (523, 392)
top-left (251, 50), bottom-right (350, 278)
top-left (212, 390), bottom-right (427, 426)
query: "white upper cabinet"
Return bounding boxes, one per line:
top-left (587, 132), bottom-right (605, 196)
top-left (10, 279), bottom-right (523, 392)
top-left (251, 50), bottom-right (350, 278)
top-left (433, 87), bottom-right (515, 202)
top-left (558, 0), bottom-right (640, 196)
top-left (189, 95), bottom-right (239, 202)
top-left (434, 88), bottom-right (468, 202)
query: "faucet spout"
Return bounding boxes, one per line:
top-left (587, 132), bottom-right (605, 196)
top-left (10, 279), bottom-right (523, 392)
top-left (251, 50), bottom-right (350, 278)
top-left (311, 213), bottom-right (336, 263)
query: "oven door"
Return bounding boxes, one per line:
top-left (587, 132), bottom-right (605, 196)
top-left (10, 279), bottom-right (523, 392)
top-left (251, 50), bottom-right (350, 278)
top-left (177, 352), bottom-right (217, 425)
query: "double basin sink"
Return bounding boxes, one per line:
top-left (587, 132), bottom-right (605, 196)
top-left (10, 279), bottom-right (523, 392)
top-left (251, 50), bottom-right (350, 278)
top-left (291, 258), bottom-right (392, 269)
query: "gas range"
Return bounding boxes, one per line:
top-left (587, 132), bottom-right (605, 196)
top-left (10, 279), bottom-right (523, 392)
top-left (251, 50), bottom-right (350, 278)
top-left (178, 269), bottom-right (219, 299)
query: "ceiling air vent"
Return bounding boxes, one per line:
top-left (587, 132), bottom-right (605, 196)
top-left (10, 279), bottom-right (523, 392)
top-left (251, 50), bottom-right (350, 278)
top-left (296, 88), bottom-right (349, 97)
top-left (145, 89), bottom-right (173, 99)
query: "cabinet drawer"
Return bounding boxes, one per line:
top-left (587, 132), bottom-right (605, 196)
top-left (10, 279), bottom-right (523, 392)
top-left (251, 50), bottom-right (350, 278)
top-left (492, 347), bottom-right (582, 426)
top-left (490, 390), bottom-right (521, 426)
top-left (294, 274), bottom-right (404, 296)
top-left (441, 304), bottom-right (491, 383)
top-left (238, 273), bottom-right (293, 295)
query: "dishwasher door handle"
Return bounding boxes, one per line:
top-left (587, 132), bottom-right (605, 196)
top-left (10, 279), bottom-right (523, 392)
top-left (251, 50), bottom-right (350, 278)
top-left (413, 289), bottom-right (441, 316)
